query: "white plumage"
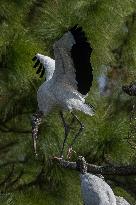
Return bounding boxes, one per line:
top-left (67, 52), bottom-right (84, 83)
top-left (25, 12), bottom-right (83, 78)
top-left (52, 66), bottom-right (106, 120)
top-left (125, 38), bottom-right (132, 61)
top-left (35, 32), bottom-right (94, 116)
top-left (116, 196), bottom-right (130, 205)
top-left (35, 54), bottom-right (55, 81)
top-left (80, 173), bottom-right (116, 205)
top-left (77, 156), bottom-right (130, 205)
top-left (80, 173), bottom-right (131, 205)
top-left (32, 25), bottom-right (94, 156)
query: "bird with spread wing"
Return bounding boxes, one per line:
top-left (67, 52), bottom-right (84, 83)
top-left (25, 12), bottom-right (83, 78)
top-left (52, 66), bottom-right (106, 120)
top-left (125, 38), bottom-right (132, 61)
top-left (32, 25), bottom-right (95, 158)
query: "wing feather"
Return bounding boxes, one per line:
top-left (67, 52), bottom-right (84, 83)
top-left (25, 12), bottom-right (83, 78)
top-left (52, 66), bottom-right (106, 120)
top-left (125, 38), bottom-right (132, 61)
top-left (53, 31), bottom-right (77, 88)
top-left (70, 25), bottom-right (93, 95)
top-left (52, 26), bottom-right (93, 95)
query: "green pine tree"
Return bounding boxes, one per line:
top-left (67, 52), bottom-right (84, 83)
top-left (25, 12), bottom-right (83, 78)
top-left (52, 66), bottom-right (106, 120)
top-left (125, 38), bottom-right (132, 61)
top-left (0, 0), bottom-right (136, 204)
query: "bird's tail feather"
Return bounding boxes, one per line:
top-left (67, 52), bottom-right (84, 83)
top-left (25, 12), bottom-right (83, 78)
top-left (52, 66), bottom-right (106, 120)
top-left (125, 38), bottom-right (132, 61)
top-left (72, 101), bottom-right (95, 116)
top-left (81, 104), bottom-right (95, 116)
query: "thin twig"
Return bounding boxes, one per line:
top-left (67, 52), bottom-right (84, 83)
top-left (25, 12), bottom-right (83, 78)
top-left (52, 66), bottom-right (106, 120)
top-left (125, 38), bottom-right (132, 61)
top-left (0, 164), bottom-right (14, 186)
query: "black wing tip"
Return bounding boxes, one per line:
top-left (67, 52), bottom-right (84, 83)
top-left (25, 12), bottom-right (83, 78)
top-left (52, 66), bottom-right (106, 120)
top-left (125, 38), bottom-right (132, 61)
top-left (40, 68), bottom-right (45, 78)
top-left (70, 25), bottom-right (92, 50)
top-left (36, 64), bottom-right (43, 74)
top-left (70, 24), bottom-right (83, 36)
top-left (70, 24), bottom-right (79, 32)
top-left (32, 53), bottom-right (38, 61)
top-left (33, 59), bottom-right (40, 68)
top-left (32, 55), bottom-right (45, 78)
top-left (32, 55), bottom-right (37, 61)
top-left (70, 25), bottom-right (93, 95)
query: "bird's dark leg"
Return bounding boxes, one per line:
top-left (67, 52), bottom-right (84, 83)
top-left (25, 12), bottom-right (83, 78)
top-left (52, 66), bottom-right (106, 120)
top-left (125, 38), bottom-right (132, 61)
top-left (32, 110), bottom-right (43, 156)
top-left (67, 112), bottom-right (84, 159)
top-left (71, 112), bottom-right (84, 145)
top-left (59, 111), bottom-right (69, 158)
top-left (59, 111), bottom-right (75, 158)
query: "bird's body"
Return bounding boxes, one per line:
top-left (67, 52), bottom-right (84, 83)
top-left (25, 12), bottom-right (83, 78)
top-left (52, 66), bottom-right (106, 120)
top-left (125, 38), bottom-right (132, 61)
top-left (37, 70), bottom-right (92, 115)
top-left (77, 156), bottom-right (130, 205)
top-left (80, 173), bottom-right (116, 205)
top-left (35, 29), bottom-right (94, 116)
top-left (80, 174), bottom-right (131, 205)
top-left (32, 25), bottom-right (94, 156)
top-left (116, 196), bottom-right (130, 205)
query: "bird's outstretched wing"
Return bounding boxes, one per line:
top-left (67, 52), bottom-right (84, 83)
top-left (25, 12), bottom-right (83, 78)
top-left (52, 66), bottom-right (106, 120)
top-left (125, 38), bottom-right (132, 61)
top-left (32, 54), bottom-right (45, 78)
top-left (53, 25), bottom-right (93, 95)
top-left (32, 54), bottom-right (55, 80)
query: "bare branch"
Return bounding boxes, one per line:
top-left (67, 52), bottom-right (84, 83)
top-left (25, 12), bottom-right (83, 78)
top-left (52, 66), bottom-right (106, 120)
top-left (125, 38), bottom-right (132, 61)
top-left (0, 160), bottom-right (26, 169)
top-left (0, 122), bottom-right (31, 134)
top-left (53, 157), bottom-right (136, 176)
top-left (122, 83), bottom-right (136, 96)
top-left (0, 141), bottom-right (18, 152)
top-left (7, 170), bottom-right (24, 188)
top-left (0, 164), bottom-right (14, 186)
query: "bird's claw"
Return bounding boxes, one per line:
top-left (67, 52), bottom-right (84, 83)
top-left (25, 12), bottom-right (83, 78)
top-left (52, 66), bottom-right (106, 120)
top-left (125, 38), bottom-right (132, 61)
top-left (67, 146), bottom-right (76, 159)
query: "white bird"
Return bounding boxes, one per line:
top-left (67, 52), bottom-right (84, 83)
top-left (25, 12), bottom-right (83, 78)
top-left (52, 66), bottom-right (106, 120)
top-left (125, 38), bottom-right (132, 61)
top-left (77, 156), bottom-right (116, 205)
top-left (116, 196), bottom-right (130, 205)
top-left (77, 156), bottom-right (130, 205)
top-left (81, 174), bottom-right (116, 205)
top-left (32, 25), bottom-right (95, 157)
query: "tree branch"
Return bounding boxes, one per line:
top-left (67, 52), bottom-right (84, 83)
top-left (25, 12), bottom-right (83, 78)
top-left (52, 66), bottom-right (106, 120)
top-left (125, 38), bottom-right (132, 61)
top-left (0, 164), bottom-right (14, 186)
top-left (53, 157), bottom-right (136, 176)
top-left (122, 83), bottom-right (136, 96)
top-left (0, 121), bottom-right (31, 134)
top-left (0, 141), bottom-right (18, 152)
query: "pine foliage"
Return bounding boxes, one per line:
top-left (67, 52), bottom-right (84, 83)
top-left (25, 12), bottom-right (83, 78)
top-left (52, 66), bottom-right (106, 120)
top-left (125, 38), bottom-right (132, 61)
top-left (0, 0), bottom-right (136, 204)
